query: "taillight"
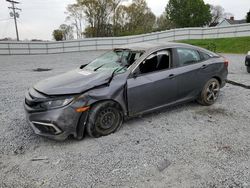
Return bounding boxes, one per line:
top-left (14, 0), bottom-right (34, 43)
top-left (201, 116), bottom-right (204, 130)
top-left (224, 58), bottom-right (229, 68)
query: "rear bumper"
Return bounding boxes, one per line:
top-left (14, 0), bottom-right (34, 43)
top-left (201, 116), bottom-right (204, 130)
top-left (24, 103), bottom-right (88, 141)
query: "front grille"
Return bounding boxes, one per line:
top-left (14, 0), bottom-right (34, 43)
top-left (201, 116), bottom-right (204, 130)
top-left (32, 122), bottom-right (62, 135)
top-left (33, 123), bottom-right (57, 134)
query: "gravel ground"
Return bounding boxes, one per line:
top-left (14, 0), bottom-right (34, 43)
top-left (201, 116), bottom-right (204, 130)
top-left (0, 52), bottom-right (249, 188)
top-left (224, 53), bottom-right (250, 86)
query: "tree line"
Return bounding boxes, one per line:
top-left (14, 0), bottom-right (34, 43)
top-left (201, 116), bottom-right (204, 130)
top-left (53, 0), bottom-right (250, 41)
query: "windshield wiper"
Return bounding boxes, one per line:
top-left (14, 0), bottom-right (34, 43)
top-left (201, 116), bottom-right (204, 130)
top-left (94, 64), bottom-right (105, 72)
top-left (80, 64), bottom-right (87, 69)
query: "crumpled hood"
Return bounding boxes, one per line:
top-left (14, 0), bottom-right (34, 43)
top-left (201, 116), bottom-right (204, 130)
top-left (34, 68), bottom-right (112, 95)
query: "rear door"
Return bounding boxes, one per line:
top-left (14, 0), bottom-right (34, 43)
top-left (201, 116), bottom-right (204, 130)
top-left (127, 49), bottom-right (180, 115)
top-left (173, 48), bottom-right (207, 100)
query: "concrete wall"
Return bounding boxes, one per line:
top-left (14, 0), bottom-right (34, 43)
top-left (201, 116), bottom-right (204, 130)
top-left (1, 23), bottom-right (250, 55)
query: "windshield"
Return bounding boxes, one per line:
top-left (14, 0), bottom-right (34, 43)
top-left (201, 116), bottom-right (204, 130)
top-left (83, 49), bottom-right (143, 73)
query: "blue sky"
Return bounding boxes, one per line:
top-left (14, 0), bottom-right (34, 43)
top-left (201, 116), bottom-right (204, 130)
top-left (0, 0), bottom-right (249, 40)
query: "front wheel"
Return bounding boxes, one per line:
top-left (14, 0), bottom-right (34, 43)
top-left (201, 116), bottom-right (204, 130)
top-left (86, 101), bottom-right (123, 138)
top-left (247, 66), bottom-right (250, 73)
top-left (197, 78), bottom-right (220, 106)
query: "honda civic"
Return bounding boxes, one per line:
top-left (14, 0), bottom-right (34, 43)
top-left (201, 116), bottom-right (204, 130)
top-left (24, 42), bottom-right (228, 140)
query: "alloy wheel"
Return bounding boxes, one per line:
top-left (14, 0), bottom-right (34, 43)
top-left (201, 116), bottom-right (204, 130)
top-left (206, 81), bottom-right (220, 102)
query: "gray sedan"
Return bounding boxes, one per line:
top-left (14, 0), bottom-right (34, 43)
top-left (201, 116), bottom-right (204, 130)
top-left (24, 42), bottom-right (228, 140)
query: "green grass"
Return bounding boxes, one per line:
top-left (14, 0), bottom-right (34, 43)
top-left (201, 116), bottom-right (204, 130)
top-left (179, 37), bottom-right (250, 54)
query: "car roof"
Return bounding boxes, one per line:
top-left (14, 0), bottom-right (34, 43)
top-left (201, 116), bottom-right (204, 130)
top-left (117, 41), bottom-right (218, 56)
top-left (118, 42), bottom-right (191, 51)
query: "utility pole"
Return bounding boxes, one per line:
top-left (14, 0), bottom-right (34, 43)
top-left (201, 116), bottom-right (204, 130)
top-left (6, 0), bottom-right (21, 41)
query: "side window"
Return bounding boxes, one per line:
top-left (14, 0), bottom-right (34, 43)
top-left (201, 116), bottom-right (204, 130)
top-left (156, 51), bottom-right (171, 71)
top-left (138, 50), bottom-right (171, 74)
top-left (139, 54), bottom-right (158, 74)
top-left (177, 48), bottom-right (201, 67)
top-left (127, 51), bottom-right (143, 66)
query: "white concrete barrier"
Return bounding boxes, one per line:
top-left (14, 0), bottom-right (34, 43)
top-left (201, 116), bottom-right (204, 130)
top-left (0, 23), bottom-right (249, 55)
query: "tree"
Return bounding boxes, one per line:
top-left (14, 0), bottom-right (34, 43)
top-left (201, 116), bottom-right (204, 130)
top-left (209, 5), bottom-right (224, 26)
top-left (59, 24), bottom-right (74, 40)
top-left (77, 0), bottom-right (115, 37)
top-left (65, 0), bottom-right (156, 37)
top-left (52, 25), bottom-right (74, 41)
top-left (155, 13), bottom-right (175, 31)
top-left (111, 0), bottom-right (125, 36)
top-left (65, 4), bottom-right (85, 39)
top-left (166, 0), bottom-right (212, 28)
top-left (209, 5), bottom-right (234, 26)
top-left (246, 10), bottom-right (250, 23)
top-left (52, 30), bottom-right (64, 41)
top-left (115, 0), bottom-right (156, 36)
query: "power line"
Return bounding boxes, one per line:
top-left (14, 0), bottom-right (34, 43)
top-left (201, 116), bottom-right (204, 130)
top-left (6, 0), bottom-right (21, 41)
top-left (0, 18), bottom-right (12, 22)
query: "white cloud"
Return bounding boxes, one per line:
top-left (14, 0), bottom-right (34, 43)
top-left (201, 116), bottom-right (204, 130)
top-left (204, 0), bottom-right (250, 19)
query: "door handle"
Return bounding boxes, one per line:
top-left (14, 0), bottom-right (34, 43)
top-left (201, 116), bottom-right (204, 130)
top-left (201, 64), bottom-right (208, 69)
top-left (168, 74), bottom-right (175, 79)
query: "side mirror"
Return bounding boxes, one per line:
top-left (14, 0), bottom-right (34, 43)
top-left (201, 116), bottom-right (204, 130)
top-left (132, 71), bottom-right (139, 78)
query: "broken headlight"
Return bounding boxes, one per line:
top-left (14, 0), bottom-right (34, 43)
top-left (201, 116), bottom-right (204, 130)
top-left (40, 97), bottom-right (74, 110)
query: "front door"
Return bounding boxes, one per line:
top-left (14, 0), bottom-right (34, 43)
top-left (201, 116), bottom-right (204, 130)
top-left (127, 49), bottom-right (179, 115)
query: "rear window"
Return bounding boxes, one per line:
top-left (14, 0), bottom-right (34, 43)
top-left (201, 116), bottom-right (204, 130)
top-left (200, 51), bottom-right (211, 60)
top-left (176, 48), bottom-right (201, 66)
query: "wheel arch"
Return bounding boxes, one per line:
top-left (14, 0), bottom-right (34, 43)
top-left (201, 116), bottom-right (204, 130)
top-left (75, 99), bottom-right (124, 140)
top-left (212, 76), bottom-right (222, 85)
top-left (89, 99), bottom-right (125, 115)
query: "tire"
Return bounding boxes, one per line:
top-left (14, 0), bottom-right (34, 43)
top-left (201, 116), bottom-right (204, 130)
top-left (197, 78), bottom-right (220, 106)
top-left (247, 66), bottom-right (250, 73)
top-left (86, 101), bottom-right (123, 138)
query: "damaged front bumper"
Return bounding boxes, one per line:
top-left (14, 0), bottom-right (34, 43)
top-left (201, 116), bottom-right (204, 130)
top-left (24, 87), bottom-right (90, 141)
top-left (24, 102), bottom-right (88, 141)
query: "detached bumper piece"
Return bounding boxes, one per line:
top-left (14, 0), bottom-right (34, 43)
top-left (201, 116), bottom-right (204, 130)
top-left (25, 88), bottom-right (47, 112)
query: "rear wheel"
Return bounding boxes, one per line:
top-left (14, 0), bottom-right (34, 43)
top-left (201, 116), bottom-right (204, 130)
top-left (197, 78), bottom-right (220, 106)
top-left (86, 101), bottom-right (123, 138)
top-left (247, 66), bottom-right (250, 73)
